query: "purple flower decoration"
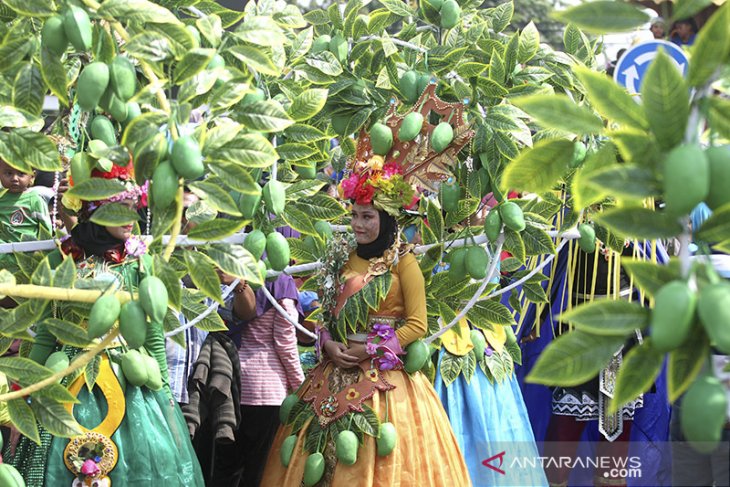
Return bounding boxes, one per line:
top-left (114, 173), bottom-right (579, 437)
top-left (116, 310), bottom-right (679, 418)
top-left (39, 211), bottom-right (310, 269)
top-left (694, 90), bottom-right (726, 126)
top-left (378, 350), bottom-right (401, 370)
top-left (485, 346), bottom-right (493, 357)
top-left (372, 323), bottom-right (395, 340)
top-left (81, 459), bottom-right (100, 477)
top-left (366, 342), bottom-right (378, 355)
top-left (124, 236), bottom-right (147, 257)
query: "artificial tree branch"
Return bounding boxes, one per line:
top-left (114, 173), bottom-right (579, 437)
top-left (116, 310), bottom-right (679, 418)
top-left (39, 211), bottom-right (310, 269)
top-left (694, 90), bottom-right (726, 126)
top-left (0, 284), bottom-right (133, 304)
top-left (0, 330), bottom-right (120, 403)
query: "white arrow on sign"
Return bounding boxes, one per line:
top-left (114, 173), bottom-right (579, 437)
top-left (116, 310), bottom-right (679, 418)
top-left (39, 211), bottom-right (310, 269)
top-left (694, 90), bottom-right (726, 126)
top-left (622, 49), bottom-right (686, 94)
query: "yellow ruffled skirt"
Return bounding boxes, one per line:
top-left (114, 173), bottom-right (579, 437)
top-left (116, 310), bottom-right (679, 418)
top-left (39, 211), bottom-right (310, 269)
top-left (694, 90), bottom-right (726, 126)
top-left (260, 363), bottom-right (472, 487)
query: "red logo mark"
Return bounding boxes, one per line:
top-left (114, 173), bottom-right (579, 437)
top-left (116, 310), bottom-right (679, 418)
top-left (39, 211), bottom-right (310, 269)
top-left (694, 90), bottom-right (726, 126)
top-left (482, 451), bottom-right (506, 475)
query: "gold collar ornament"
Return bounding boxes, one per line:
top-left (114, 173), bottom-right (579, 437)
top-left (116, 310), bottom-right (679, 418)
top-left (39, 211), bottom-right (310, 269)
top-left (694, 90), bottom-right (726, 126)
top-left (64, 354), bottom-right (125, 486)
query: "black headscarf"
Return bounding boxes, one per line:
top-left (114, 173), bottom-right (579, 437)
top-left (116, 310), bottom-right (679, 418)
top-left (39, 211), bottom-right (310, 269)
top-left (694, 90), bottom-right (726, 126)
top-left (70, 221), bottom-right (125, 258)
top-left (356, 210), bottom-right (398, 259)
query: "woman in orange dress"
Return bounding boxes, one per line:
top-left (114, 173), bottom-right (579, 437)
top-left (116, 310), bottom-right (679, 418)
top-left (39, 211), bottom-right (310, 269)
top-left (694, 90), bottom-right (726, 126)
top-left (259, 154), bottom-right (471, 486)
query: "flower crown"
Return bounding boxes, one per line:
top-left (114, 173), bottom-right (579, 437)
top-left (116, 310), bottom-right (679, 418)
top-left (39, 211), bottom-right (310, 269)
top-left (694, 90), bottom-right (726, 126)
top-left (339, 135), bottom-right (418, 216)
top-left (338, 82), bottom-right (474, 216)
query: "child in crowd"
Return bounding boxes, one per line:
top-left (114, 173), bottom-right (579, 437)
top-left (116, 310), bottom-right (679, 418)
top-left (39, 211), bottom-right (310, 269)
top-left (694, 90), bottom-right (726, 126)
top-left (0, 159), bottom-right (52, 246)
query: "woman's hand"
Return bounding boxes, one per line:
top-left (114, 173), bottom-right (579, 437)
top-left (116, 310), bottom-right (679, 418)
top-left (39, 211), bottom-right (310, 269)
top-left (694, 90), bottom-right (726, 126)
top-left (323, 340), bottom-right (361, 368)
top-left (345, 342), bottom-right (370, 363)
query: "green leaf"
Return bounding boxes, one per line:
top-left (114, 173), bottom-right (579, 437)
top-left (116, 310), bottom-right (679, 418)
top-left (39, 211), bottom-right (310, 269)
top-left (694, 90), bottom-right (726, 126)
top-left (12, 63), bottom-right (44, 116)
top-left (285, 179), bottom-right (325, 200)
top-left (173, 48), bottom-right (216, 84)
top-left (154, 255), bottom-right (182, 310)
top-left (609, 338), bottom-right (664, 413)
top-left (276, 143), bottom-right (318, 161)
top-left (42, 318), bottom-right (92, 348)
top-left (445, 198), bottom-right (480, 228)
top-left (196, 14), bottom-right (223, 47)
top-left (122, 112), bottom-right (167, 148)
top-left (379, 0), bottom-right (414, 16)
top-left (187, 219), bottom-right (247, 241)
top-left (205, 133), bottom-right (278, 168)
top-left (273, 4), bottom-right (307, 27)
top-left (513, 95), bottom-right (603, 135)
top-left (228, 45), bottom-right (279, 76)
top-left (559, 300), bottom-right (649, 336)
top-left (66, 178), bottom-right (126, 201)
top-left (52, 256), bottom-right (75, 289)
top-left (696, 203), bottom-right (730, 243)
top-left (184, 250), bottom-right (223, 304)
top-left (467, 299), bottom-right (514, 327)
top-left (573, 66), bottom-right (646, 129)
top-left (490, 1), bottom-right (514, 33)
top-left (235, 100), bottom-right (294, 133)
top-left (641, 50), bottom-right (689, 152)
top-left (84, 354), bottom-right (100, 391)
top-left (285, 124), bottom-right (327, 143)
top-left (0, 36), bottom-right (33, 73)
top-left (125, 32), bottom-right (174, 62)
top-left (303, 9), bottom-right (330, 25)
top-left (282, 205), bottom-right (318, 235)
top-left (288, 89), bottom-right (328, 122)
top-left (522, 225), bottom-right (556, 256)
top-left (552, 1), bottom-right (649, 34)
top-left (609, 128), bottom-right (661, 166)
top-left (502, 228), bottom-right (526, 263)
top-left (290, 194), bottom-right (347, 220)
top-left (206, 244), bottom-right (262, 286)
top-left (189, 180), bottom-right (242, 216)
top-left (709, 97), bottom-right (730, 140)
top-left (3, 0), bottom-right (55, 16)
top-left (40, 47), bottom-right (68, 107)
top-left (5, 128), bottom-right (62, 172)
top-left (31, 395), bottom-right (83, 438)
top-left (89, 202), bottom-right (140, 227)
top-left (687, 5), bottom-right (730, 87)
top-left (526, 331), bottom-right (626, 386)
top-left (188, 1), bottom-right (244, 28)
top-left (622, 260), bottom-right (681, 298)
top-left (667, 324), bottom-right (710, 402)
top-left (502, 139), bottom-right (574, 194)
top-left (594, 207), bottom-right (683, 239)
top-left (233, 16), bottom-right (286, 46)
top-left (439, 351), bottom-right (462, 386)
top-left (306, 51), bottom-right (344, 76)
top-left (8, 398), bottom-right (40, 445)
top-left (673, 0), bottom-right (715, 27)
top-left (208, 162), bottom-right (258, 194)
top-left (584, 164), bottom-right (661, 200)
top-left (517, 21), bottom-right (540, 64)
top-left (98, 0), bottom-right (179, 24)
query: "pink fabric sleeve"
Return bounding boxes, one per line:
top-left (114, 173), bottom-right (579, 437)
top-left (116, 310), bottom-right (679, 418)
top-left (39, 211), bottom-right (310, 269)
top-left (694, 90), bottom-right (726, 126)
top-left (274, 298), bottom-right (306, 391)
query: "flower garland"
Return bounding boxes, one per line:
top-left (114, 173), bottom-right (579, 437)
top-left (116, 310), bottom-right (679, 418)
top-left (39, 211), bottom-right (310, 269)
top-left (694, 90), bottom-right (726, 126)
top-left (339, 155), bottom-right (418, 216)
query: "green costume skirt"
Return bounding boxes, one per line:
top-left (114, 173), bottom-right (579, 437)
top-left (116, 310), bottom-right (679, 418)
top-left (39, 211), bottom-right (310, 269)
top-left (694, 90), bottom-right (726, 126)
top-left (11, 378), bottom-right (204, 486)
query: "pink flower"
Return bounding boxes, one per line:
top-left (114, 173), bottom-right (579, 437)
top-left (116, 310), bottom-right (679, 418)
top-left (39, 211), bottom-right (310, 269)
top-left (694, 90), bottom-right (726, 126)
top-left (383, 162), bottom-right (402, 177)
top-left (81, 459), bottom-right (100, 477)
top-left (366, 342), bottom-right (378, 355)
top-left (124, 236), bottom-right (147, 257)
top-left (340, 174), bottom-right (360, 199)
top-left (377, 350), bottom-right (402, 370)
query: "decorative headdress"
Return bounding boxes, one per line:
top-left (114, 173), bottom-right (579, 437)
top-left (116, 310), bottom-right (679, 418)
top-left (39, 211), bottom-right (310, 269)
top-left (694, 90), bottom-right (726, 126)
top-left (64, 155), bottom-right (148, 221)
top-left (339, 82), bottom-right (475, 216)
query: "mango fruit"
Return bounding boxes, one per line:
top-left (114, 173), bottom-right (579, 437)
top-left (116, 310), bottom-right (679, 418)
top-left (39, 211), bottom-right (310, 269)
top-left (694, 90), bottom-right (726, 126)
top-left (266, 232), bottom-right (290, 272)
top-left (416, 72), bottom-right (432, 96)
top-left (400, 70), bottom-right (419, 104)
top-left (280, 434), bottom-right (298, 467)
top-left (440, 181), bottom-right (461, 212)
top-left (243, 88), bottom-right (266, 105)
top-left (377, 422), bottom-right (396, 456)
top-left (263, 179), bottom-right (286, 215)
top-left (90, 116), bottom-right (116, 147)
top-left (171, 136), bottom-right (204, 180)
top-left (570, 141), bottom-right (587, 168)
top-left (470, 329), bottom-right (486, 360)
top-left (314, 220), bottom-right (333, 240)
top-left (577, 223), bottom-right (596, 253)
top-left (499, 202), bottom-right (526, 232)
top-left (404, 339), bottom-right (429, 373)
top-left (45, 351), bottom-right (69, 378)
top-left (125, 101), bottom-right (142, 124)
top-left (238, 184), bottom-right (262, 219)
top-left (42, 15), bottom-right (68, 56)
top-left (448, 247), bottom-right (467, 283)
top-left (119, 301), bottom-right (147, 349)
top-left (440, 0), bottom-right (461, 29)
top-left (705, 146), bottom-right (730, 210)
top-left (370, 123), bottom-right (393, 156)
top-left (295, 160), bottom-right (317, 180)
top-left (303, 453), bottom-right (325, 486)
top-left (63, 5), bottom-right (92, 52)
top-left (662, 143), bottom-right (709, 218)
top-left (484, 210), bottom-right (502, 242)
top-left (151, 160), bottom-right (179, 209)
top-left (88, 294), bottom-right (121, 339)
top-left (77, 62), bottom-right (110, 112)
top-left (121, 349), bottom-right (148, 387)
top-left (142, 353), bottom-right (163, 391)
top-left (244, 230), bottom-right (267, 261)
top-left (0, 463), bottom-right (26, 487)
top-left (335, 430), bottom-right (358, 465)
top-left (650, 280), bottom-right (696, 352)
top-left (681, 374), bottom-right (728, 453)
top-left (431, 122), bottom-right (454, 153)
top-left (398, 112), bottom-right (424, 142)
top-left (138, 276), bottom-right (168, 323)
top-left (109, 55), bottom-right (137, 101)
top-left (697, 282), bottom-right (730, 354)
top-left (465, 245), bottom-right (489, 280)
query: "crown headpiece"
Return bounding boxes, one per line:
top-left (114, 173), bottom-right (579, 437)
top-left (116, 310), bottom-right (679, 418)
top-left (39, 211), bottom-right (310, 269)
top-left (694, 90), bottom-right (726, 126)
top-left (340, 82), bottom-right (475, 215)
